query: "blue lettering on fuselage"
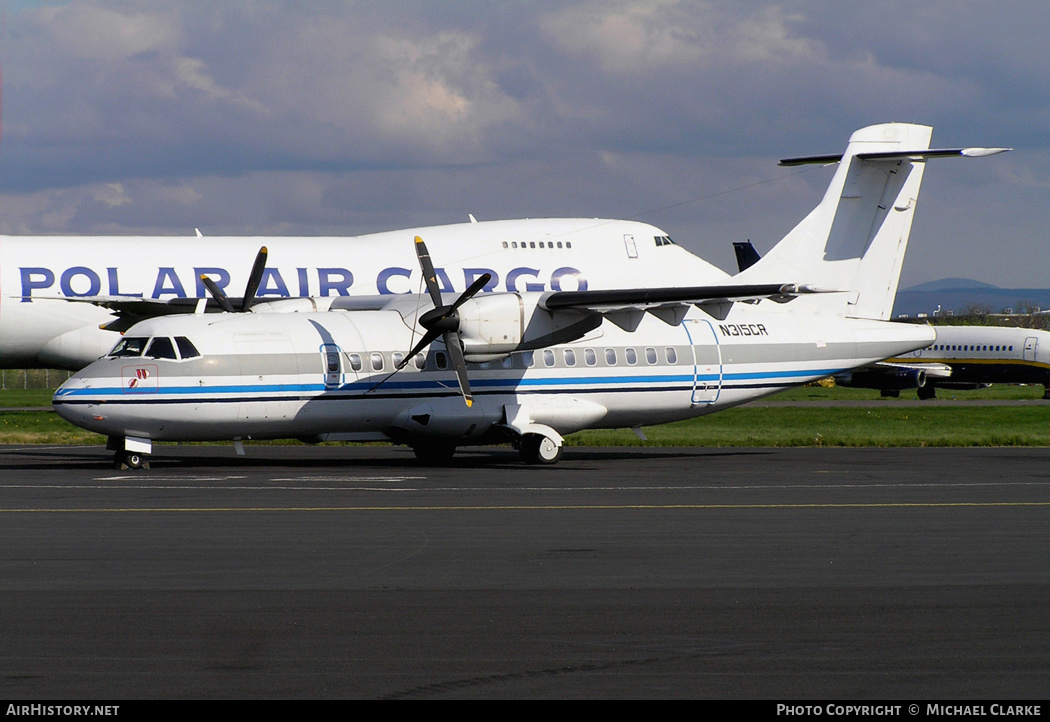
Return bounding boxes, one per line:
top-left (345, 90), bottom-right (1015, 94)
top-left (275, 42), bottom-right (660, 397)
top-left (18, 265), bottom-right (588, 300)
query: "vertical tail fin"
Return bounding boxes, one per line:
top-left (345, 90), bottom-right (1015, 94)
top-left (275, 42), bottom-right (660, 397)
top-left (734, 123), bottom-right (1008, 320)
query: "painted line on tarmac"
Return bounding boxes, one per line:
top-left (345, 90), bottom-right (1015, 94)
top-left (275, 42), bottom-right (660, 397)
top-left (1, 501), bottom-right (1048, 513)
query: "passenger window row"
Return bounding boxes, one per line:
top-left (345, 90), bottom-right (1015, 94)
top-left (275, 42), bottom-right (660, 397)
top-left (501, 241), bottom-right (572, 249)
top-left (341, 346), bottom-right (683, 373)
top-left (928, 344), bottom-right (1013, 352)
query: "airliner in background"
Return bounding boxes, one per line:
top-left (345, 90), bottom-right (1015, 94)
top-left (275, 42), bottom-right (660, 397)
top-left (48, 123), bottom-right (1012, 467)
top-left (835, 325), bottom-right (1050, 399)
top-left (3, 217), bottom-right (720, 369)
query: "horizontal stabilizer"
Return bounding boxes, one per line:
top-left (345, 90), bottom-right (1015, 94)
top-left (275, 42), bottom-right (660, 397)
top-left (780, 147), bottom-right (1011, 166)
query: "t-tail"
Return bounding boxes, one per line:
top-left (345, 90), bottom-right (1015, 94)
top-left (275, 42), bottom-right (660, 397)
top-left (733, 123), bottom-right (1009, 320)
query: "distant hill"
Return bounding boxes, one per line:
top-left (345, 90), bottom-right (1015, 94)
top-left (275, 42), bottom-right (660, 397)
top-left (903, 278), bottom-right (998, 292)
top-left (894, 280), bottom-right (1050, 318)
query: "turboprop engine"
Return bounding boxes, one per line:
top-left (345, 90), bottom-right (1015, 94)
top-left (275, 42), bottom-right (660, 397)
top-left (452, 293), bottom-right (599, 362)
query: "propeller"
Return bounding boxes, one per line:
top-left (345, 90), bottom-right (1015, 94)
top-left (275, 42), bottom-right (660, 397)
top-left (200, 246), bottom-right (268, 313)
top-left (396, 236), bottom-right (490, 407)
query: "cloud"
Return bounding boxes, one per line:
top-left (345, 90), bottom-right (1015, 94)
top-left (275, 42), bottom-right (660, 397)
top-left (539, 1), bottom-right (816, 74)
top-left (0, 1), bottom-right (1046, 286)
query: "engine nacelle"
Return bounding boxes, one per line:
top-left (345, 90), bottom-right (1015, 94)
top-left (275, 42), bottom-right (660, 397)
top-left (834, 368), bottom-right (927, 391)
top-left (456, 293), bottom-right (601, 360)
top-left (456, 294), bottom-right (525, 355)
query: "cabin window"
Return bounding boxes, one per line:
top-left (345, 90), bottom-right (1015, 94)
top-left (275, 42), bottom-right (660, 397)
top-left (434, 351), bottom-right (448, 369)
top-left (543, 349), bottom-right (556, 367)
top-left (665, 347), bottom-right (678, 364)
top-left (501, 356), bottom-right (514, 369)
top-left (563, 349), bottom-right (576, 366)
top-left (584, 348), bottom-right (597, 366)
top-left (110, 337), bottom-right (149, 357)
top-left (625, 348), bottom-right (638, 365)
top-left (348, 353), bottom-right (363, 371)
top-left (370, 353), bottom-right (384, 371)
top-left (175, 337), bottom-right (200, 359)
top-left (645, 347), bottom-right (658, 365)
top-left (392, 352), bottom-right (404, 369)
top-left (326, 351), bottom-right (340, 373)
top-left (413, 353), bottom-right (426, 370)
top-left (605, 348), bottom-right (617, 365)
top-left (521, 351), bottom-right (535, 368)
top-left (145, 337), bottom-right (177, 360)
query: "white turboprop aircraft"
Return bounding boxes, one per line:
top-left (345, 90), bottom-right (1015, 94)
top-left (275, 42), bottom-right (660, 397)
top-left (48, 123), bottom-right (1009, 467)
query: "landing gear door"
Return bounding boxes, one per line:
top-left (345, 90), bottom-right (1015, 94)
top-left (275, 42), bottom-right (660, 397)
top-left (684, 319), bottom-right (722, 404)
top-left (320, 343), bottom-right (344, 389)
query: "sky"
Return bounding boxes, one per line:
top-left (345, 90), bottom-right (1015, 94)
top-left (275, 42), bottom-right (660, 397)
top-left (1, 0), bottom-right (1048, 288)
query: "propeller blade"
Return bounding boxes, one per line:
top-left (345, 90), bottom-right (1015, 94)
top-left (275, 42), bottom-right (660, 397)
top-left (443, 330), bottom-right (474, 407)
top-left (241, 246), bottom-right (268, 312)
top-left (407, 236), bottom-right (487, 407)
top-left (413, 236), bottom-right (444, 309)
top-left (402, 329), bottom-right (443, 367)
top-left (200, 275), bottom-right (236, 313)
top-left (447, 273), bottom-right (491, 315)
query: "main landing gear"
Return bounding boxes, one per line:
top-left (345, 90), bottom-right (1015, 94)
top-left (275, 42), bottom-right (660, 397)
top-left (518, 433), bottom-right (563, 465)
top-left (408, 431), bottom-right (564, 465)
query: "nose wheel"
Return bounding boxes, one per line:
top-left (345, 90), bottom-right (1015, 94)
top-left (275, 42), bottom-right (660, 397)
top-left (114, 450), bottom-right (150, 470)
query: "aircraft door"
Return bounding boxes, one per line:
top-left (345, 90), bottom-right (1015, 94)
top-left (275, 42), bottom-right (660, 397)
top-left (1025, 337), bottom-right (1038, 362)
top-left (684, 319), bottom-right (722, 404)
top-left (623, 234), bottom-right (638, 259)
top-left (320, 343), bottom-right (343, 388)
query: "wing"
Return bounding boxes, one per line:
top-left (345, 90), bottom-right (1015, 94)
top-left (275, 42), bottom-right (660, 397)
top-left (540, 283), bottom-right (833, 312)
top-left (538, 282), bottom-right (837, 328)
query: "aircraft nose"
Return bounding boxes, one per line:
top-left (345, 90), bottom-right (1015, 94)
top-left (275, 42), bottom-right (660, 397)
top-left (52, 374), bottom-right (104, 431)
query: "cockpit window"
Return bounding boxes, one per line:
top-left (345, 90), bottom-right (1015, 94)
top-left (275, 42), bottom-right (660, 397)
top-left (146, 337), bottom-right (177, 360)
top-left (110, 337), bottom-right (149, 357)
top-left (175, 337), bottom-right (200, 359)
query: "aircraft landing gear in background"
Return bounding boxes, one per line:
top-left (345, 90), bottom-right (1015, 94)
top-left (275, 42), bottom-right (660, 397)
top-left (917, 384), bottom-right (936, 400)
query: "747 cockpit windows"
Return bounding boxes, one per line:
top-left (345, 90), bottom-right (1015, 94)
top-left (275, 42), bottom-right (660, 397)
top-left (109, 336), bottom-right (201, 360)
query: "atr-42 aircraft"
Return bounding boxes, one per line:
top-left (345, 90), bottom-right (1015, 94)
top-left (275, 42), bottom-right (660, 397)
top-left (49, 123), bottom-right (1009, 467)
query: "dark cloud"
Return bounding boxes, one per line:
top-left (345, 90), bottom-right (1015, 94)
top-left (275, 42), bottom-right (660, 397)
top-left (0, 1), bottom-right (1045, 286)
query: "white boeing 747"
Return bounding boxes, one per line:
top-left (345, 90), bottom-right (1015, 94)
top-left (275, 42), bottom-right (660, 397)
top-left (47, 123), bottom-right (1010, 467)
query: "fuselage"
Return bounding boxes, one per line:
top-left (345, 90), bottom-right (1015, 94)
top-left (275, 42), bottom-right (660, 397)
top-left (53, 303), bottom-right (935, 445)
top-left (897, 324), bottom-right (1050, 387)
top-left (0, 219), bottom-right (726, 369)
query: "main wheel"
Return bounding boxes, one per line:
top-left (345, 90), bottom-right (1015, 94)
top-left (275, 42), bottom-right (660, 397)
top-left (917, 384), bottom-right (936, 400)
top-left (520, 434), bottom-right (563, 465)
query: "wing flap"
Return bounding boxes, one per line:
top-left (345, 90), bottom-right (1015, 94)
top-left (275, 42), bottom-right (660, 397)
top-left (540, 283), bottom-right (835, 314)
